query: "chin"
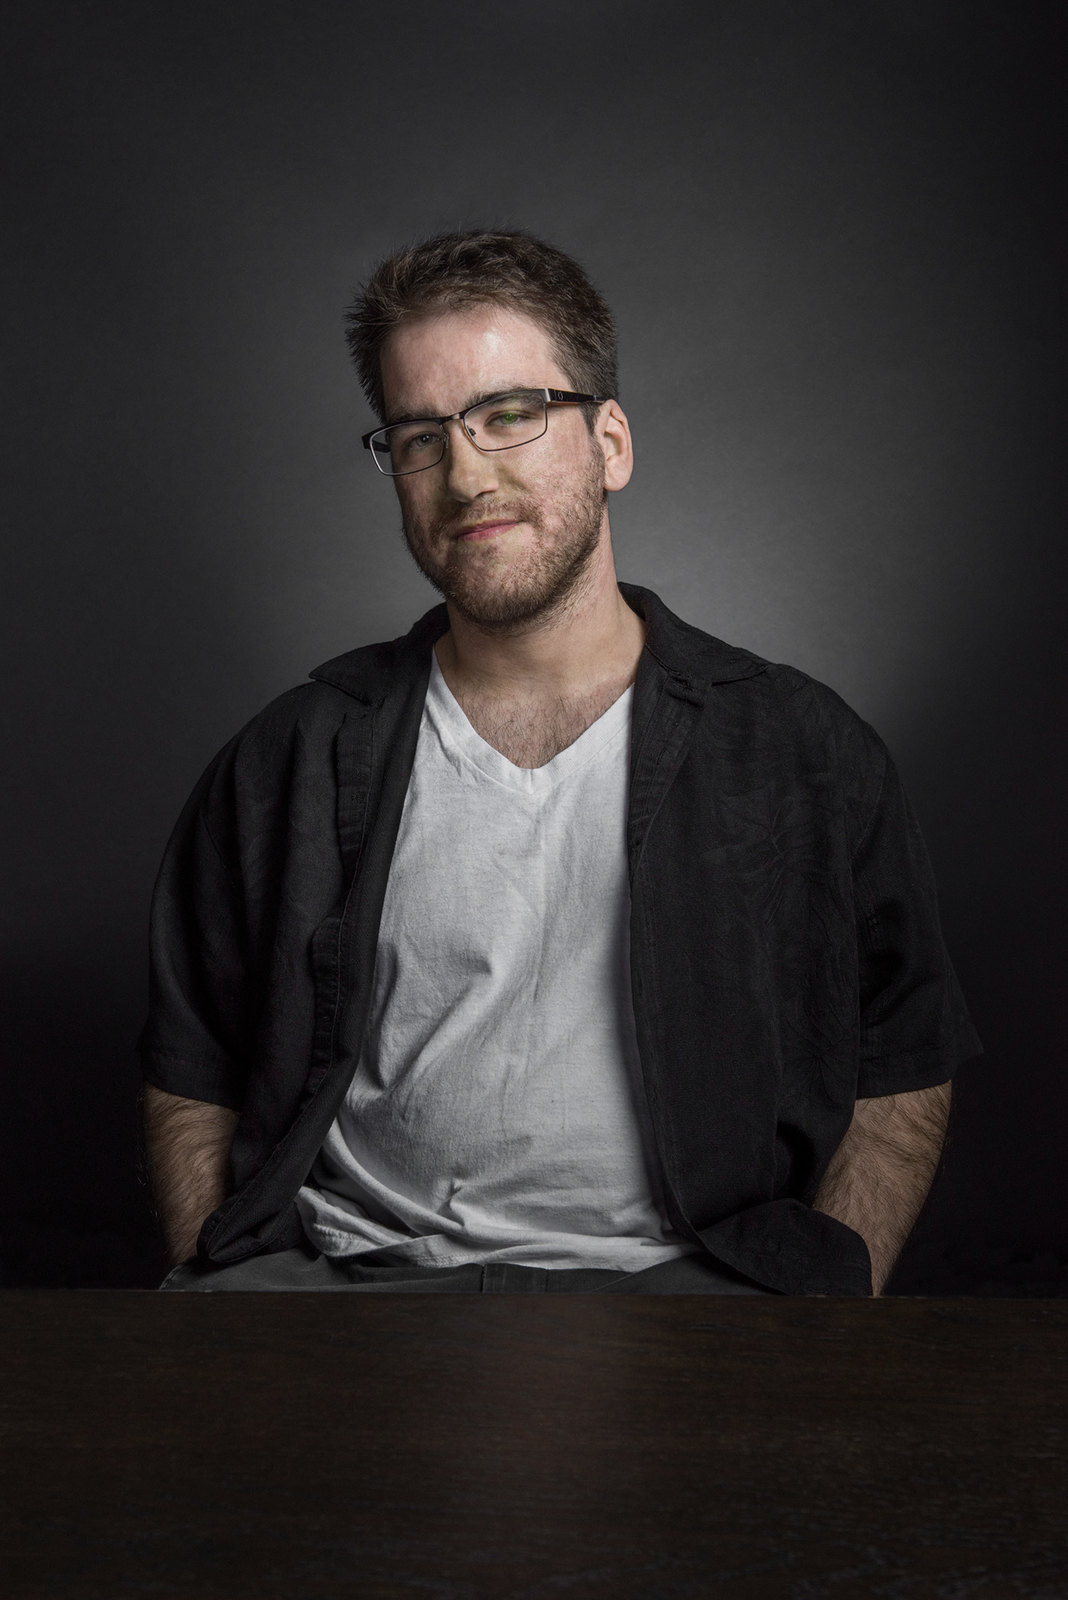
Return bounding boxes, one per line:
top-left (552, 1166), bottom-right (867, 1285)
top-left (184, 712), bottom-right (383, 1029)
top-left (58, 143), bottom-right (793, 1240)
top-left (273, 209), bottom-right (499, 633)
top-left (450, 592), bottom-right (553, 631)
top-left (450, 562), bottom-right (598, 632)
top-left (404, 499), bottom-right (604, 630)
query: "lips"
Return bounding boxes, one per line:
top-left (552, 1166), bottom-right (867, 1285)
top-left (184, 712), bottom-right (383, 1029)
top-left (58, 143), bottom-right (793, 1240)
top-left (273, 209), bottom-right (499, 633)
top-left (455, 519), bottom-right (518, 540)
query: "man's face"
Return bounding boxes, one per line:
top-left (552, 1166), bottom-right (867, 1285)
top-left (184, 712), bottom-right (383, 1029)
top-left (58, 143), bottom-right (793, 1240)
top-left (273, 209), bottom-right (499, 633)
top-left (379, 305), bottom-right (611, 632)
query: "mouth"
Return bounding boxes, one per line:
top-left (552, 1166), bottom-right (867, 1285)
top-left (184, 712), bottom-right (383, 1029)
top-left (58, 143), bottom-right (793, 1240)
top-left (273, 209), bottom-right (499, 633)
top-left (455, 519), bottom-right (519, 541)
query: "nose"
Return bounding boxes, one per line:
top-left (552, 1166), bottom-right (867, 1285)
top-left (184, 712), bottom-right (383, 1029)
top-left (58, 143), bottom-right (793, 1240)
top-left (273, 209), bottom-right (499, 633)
top-left (442, 419), bottom-right (500, 501)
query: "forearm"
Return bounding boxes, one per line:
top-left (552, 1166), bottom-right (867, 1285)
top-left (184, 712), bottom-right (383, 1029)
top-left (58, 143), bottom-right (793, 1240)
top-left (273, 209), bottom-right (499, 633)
top-left (812, 1081), bottom-right (951, 1295)
top-left (141, 1082), bottom-right (240, 1266)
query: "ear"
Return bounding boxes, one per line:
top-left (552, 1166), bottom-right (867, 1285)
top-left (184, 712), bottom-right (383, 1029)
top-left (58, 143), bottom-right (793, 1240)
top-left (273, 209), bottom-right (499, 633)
top-left (597, 399), bottom-right (634, 492)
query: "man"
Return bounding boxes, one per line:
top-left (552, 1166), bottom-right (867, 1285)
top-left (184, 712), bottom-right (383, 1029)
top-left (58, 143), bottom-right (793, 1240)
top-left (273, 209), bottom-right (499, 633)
top-left (140, 229), bottom-right (981, 1295)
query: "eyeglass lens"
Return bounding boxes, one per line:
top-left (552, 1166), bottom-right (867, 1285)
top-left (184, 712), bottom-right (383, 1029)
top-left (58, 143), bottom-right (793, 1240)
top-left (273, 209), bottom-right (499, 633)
top-left (373, 391), bottom-right (549, 475)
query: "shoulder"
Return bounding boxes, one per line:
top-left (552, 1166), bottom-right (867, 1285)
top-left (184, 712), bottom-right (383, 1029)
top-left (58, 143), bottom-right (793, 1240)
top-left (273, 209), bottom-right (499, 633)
top-left (743, 659), bottom-right (887, 762)
top-left (159, 683), bottom-right (353, 871)
top-left (646, 601), bottom-right (892, 843)
top-left (200, 680), bottom-right (355, 788)
top-left (725, 655), bottom-right (890, 803)
top-left (206, 610), bottom-right (444, 784)
top-left (677, 652), bottom-right (895, 862)
top-left (631, 582), bottom-right (887, 777)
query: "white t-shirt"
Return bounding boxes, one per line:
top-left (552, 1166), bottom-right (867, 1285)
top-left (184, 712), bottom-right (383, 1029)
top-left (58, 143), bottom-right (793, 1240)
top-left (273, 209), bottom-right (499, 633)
top-left (295, 653), bottom-right (692, 1270)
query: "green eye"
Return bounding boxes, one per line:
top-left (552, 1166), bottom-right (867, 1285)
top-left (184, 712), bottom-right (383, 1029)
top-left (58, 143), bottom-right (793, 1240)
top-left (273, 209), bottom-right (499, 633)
top-left (486, 407), bottom-right (533, 429)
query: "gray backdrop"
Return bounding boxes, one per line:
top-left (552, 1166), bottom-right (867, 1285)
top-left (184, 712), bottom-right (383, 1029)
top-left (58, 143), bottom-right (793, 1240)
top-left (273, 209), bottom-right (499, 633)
top-left (3, 0), bottom-right (1064, 1288)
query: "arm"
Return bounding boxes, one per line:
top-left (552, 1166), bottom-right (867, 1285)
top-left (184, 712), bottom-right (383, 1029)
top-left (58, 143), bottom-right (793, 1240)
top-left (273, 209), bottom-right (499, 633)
top-left (141, 1082), bottom-right (240, 1267)
top-left (811, 1080), bottom-right (952, 1295)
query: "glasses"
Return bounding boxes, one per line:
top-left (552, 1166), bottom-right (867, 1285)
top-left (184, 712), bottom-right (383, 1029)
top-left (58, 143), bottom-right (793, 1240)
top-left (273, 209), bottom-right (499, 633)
top-left (362, 388), bottom-right (608, 477)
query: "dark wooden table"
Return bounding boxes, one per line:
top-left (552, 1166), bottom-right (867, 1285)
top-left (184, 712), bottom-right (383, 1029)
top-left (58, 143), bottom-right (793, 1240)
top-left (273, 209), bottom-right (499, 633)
top-left (1, 1294), bottom-right (1065, 1598)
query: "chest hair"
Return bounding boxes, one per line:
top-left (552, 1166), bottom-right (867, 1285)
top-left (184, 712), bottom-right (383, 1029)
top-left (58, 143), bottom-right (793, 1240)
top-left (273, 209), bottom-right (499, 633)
top-left (456, 680), bottom-right (631, 769)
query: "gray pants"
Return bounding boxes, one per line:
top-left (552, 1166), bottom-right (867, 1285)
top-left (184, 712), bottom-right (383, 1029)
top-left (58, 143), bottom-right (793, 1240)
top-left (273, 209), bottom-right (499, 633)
top-left (160, 1244), bottom-right (773, 1294)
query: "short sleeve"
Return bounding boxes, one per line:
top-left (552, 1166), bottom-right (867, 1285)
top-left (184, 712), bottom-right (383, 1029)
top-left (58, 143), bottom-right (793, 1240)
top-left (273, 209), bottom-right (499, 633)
top-left (852, 743), bottom-right (982, 1097)
top-left (137, 749), bottom-right (252, 1111)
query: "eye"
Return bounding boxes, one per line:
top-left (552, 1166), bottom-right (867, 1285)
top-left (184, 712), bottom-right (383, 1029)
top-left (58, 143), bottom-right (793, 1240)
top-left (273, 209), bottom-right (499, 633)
top-left (484, 405), bottom-right (535, 429)
top-left (393, 427), bottom-right (441, 458)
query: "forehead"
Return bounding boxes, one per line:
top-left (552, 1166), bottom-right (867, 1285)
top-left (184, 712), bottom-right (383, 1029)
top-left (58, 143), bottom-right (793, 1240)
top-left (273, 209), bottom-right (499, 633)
top-left (380, 304), bottom-right (570, 418)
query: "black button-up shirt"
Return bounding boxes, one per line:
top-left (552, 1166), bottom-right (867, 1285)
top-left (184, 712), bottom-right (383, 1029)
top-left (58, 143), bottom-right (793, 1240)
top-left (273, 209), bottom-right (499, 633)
top-left (139, 584), bottom-right (981, 1293)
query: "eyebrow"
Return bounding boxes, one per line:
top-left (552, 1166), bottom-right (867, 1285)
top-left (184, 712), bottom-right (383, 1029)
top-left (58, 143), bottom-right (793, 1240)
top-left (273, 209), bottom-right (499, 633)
top-left (383, 385), bottom-right (538, 428)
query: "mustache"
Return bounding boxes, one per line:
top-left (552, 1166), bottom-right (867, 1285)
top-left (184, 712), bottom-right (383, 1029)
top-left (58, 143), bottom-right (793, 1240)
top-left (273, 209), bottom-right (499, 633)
top-left (426, 500), bottom-right (540, 538)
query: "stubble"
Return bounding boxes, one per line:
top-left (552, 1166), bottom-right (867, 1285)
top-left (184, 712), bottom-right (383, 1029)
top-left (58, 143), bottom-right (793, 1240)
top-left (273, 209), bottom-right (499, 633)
top-left (399, 445), bottom-right (608, 635)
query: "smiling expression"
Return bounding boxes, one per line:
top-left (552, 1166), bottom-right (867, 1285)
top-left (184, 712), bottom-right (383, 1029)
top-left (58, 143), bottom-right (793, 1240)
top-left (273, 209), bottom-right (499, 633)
top-left (380, 305), bottom-right (615, 632)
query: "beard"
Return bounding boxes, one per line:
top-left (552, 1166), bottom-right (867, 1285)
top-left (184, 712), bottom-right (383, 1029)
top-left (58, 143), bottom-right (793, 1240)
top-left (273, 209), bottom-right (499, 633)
top-left (399, 445), bottom-right (608, 634)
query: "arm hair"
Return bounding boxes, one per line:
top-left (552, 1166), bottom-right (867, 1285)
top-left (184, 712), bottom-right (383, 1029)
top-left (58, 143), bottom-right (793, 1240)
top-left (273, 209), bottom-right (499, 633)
top-left (141, 1082), bottom-right (240, 1267)
top-left (812, 1081), bottom-right (952, 1295)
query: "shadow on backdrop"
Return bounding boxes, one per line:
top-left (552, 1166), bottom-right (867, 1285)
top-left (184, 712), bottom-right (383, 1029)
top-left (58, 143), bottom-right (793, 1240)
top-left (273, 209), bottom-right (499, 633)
top-left (2, 0), bottom-right (1064, 1288)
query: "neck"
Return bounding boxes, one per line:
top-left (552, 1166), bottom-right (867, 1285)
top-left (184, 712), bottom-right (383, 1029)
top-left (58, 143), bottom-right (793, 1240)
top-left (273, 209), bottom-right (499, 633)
top-left (433, 535), bottom-right (646, 701)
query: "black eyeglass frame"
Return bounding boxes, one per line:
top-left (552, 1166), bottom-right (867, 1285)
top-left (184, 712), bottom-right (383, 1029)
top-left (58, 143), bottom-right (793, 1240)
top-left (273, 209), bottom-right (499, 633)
top-left (361, 388), bottom-right (609, 476)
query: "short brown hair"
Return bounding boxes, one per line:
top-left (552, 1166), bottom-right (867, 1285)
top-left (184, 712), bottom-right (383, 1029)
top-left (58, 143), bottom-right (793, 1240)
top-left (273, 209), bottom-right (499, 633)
top-left (345, 229), bottom-right (618, 424)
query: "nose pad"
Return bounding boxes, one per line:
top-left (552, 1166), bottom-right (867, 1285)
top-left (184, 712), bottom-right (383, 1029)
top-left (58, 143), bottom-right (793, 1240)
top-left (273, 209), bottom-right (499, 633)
top-left (443, 421), bottom-right (499, 498)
